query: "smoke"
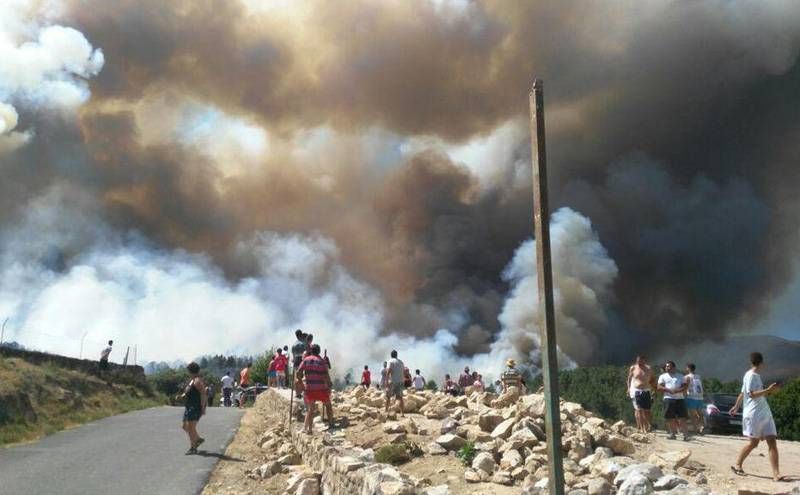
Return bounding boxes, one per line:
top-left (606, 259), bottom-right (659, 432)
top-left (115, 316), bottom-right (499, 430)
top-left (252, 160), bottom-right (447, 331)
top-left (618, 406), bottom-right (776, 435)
top-left (491, 208), bottom-right (618, 368)
top-left (2, 1), bottom-right (800, 375)
top-left (0, 0), bottom-right (103, 122)
top-left (0, 189), bottom-right (613, 379)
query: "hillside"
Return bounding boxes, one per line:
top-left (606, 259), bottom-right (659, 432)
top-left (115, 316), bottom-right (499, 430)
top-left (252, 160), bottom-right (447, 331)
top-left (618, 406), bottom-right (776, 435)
top-left (0, 356), bottom-right (164, 445)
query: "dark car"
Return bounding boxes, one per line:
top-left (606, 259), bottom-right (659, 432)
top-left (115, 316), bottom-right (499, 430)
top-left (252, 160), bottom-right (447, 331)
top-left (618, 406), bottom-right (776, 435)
top-left (234, 384), bottom-right (268, 407)
top-left (703, 393), bottom-right (743, 434)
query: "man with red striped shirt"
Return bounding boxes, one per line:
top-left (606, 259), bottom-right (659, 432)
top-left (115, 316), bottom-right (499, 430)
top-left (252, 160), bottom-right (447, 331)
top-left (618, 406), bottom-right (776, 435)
top-left (297, 344), bottom-right (333, 434)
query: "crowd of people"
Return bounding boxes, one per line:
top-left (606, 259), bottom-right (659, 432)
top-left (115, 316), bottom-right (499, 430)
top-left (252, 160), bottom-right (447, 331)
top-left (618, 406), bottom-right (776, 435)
top-left (627, 353), bottom-right (787, 482)
top-left (164, 333), bottom-right (788, 482)
top-left (627, 356), bottom-right (711, 439)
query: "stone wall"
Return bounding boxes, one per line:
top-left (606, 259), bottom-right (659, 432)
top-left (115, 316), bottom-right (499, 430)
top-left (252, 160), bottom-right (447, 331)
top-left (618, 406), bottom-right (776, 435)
top-left (266, 390), bottom-right (418, 495)
top-left (0, 346), bottom-right (148, 388)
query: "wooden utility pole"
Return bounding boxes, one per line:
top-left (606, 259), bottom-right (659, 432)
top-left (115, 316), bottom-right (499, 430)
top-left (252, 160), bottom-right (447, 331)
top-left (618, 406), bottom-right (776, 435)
top-left (529, 79), bottom-right (565, 494)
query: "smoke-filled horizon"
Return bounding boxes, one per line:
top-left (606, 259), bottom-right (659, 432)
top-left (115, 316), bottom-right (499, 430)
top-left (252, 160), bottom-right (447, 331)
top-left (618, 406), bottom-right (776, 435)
top-left (2, 0), bottom-right (800, 378)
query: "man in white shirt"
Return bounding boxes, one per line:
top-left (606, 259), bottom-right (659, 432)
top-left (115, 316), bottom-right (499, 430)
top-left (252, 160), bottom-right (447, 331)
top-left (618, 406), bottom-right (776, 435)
top-left (729, 352), bottom-right (784, 481)
top-left (384, 350), bottom-right (405, 417)
top-left (412, 369), bottom-right (426, 391)
top-left (220, 371), bottom-right (235, 407)
top-left (657, 361), bottom-right (689, 441)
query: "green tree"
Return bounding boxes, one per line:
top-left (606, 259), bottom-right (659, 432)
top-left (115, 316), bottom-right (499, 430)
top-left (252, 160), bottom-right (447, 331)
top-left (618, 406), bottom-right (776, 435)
top-left (769, 378), bottom-right (800, 441)
top-left (425, 379), bottom-right (438, 391)
top-left (250, 349), bottom-right (275, 385)
top-left (148, 368), bottom-right (218, 405)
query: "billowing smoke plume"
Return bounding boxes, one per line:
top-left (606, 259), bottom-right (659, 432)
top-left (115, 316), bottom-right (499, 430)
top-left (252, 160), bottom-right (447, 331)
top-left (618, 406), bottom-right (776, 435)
top-left (2, 1), bottom-right (800, 375)
top-left (0, 188), bottom-right (613, 379)
top-left (0, 0), bottom-right (103, 150)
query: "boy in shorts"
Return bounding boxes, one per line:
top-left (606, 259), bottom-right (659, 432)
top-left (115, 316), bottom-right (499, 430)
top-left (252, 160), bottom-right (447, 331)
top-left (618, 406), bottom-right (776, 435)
top-left (684, 363), bottom-right (705, 434)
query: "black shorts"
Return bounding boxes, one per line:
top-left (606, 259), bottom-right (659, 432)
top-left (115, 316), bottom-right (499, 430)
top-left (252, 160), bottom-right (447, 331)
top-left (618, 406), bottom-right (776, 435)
top-left (664, 398), bottom-right (688, 419)
top-left (99, 360), bottom-right (109, 371)
top-left (633, 390), bottom-right (652, 410)
top-left (183, 407), bottom-right (201, 422)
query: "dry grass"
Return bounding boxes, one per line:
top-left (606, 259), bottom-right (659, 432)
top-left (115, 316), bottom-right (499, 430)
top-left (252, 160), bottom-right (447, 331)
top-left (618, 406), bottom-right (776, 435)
top-left (0, 357), bottom-right (164, 445)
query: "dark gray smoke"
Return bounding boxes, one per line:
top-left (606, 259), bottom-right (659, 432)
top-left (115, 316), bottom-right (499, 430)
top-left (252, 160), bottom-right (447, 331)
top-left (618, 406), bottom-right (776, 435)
top-left (2, 0), bottom-right (800, 367)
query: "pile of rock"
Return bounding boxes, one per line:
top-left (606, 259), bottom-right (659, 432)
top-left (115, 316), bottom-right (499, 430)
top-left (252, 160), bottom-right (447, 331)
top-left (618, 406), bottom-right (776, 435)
top-left (329, 387), bottom-right (715, 494)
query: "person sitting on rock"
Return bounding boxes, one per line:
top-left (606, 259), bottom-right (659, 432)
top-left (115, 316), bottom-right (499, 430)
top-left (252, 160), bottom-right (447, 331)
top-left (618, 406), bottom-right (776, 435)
top-left (458, 366), bottom-right (472, 389)
top-left (492, 359), bottom-right (524, 407)
top-left (472, 373), bottom-right (485, 393)
top-left (443, 374), bottom-right (459, 396)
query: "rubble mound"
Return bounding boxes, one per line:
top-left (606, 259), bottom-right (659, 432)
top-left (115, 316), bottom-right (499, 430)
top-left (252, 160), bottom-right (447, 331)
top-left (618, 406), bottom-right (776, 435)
top-left (246, 387), bottom-right (715, 495)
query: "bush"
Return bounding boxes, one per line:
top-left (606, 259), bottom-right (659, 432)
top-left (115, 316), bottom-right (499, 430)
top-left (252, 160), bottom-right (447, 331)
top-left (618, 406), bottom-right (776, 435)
top-left (251, 349), bottom-right (275, 385)
top-left (527, 366), bottom-right (799, 433)
top-left (456, 441), bottom-right (476, 466)
top-left (147, 368), bottom-right (219, 405)
top-left (769, 378), bottom-right (800, 441)
top-left (425, 380), bottom-right (438, 391)
top-left (375, 444), bottom-right (411, 465)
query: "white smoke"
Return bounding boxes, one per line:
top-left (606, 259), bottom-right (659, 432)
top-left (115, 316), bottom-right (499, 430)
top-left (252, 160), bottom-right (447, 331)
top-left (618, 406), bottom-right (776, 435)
top-left (0, 186), bottom-right (617, 383)
top-left (482, 207), bottom-right (619, 370)
top-left (0, 0), bottom-right (104, 151)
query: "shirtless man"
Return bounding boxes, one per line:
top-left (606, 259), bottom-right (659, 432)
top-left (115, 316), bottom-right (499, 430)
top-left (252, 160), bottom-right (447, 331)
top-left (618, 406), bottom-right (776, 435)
top-left (627, 355), bottom-right (655, 433)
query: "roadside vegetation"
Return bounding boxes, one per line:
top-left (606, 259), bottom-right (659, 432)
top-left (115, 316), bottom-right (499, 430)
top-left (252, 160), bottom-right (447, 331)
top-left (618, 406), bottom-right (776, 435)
top-left (0, 357), bottom-right (164, 445)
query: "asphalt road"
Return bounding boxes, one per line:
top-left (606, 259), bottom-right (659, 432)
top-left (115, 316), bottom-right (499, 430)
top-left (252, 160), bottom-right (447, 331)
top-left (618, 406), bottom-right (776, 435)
top-left (0, 406), bottom-right (244, 495)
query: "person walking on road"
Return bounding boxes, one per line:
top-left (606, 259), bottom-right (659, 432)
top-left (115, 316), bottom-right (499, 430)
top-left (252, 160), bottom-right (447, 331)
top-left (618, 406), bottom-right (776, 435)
top-left (684, 363), bottom-right (705, 434)
top-left (177, 362), bottom-right (207, 454)
top-left (220, 370), bottom-right (234, 407)
top-left (657, 361), bottom-right (689, 441)
top-left (385, 350), bottom-right (405, 417)
top-left (297, 344), bottom-right (333, 434)
top-left (627, 355), bottom-right (655, 433)
top-left (206, 383), bottom-right (215, 408)
top-left (729, 352), bottom-right (786, 482)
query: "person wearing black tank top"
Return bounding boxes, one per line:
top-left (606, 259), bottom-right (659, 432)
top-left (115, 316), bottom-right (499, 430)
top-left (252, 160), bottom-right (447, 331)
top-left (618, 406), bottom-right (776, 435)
top-left (177, 362), bottom-right (207, 454)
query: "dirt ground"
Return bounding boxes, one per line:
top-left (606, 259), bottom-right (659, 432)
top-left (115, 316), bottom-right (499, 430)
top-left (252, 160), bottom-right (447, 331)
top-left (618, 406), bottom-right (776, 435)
top-left (635, 431), bottom-right (800, 494)
top-left (202, 394), bottom-right (290, 495)
top-left (401, 455), bottom-right (521, 495)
